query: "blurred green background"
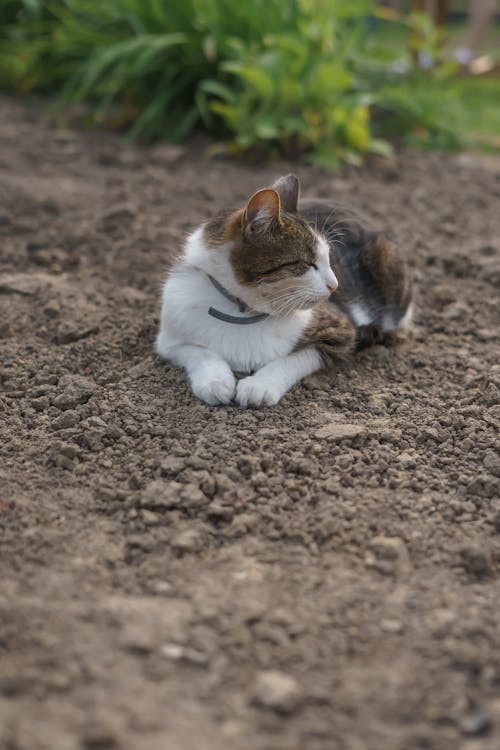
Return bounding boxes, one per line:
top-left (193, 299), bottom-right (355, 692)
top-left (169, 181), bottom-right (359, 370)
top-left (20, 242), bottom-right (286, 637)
top-left (0, 0), bottom-right (498, 166)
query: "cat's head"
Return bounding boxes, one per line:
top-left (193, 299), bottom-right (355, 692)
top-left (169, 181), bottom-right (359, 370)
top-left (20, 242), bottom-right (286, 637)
top-left (204, 175), bottom-right (338, 315)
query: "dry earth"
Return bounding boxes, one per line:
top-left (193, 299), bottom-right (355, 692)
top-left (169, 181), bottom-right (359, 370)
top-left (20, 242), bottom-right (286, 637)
top-left (1, 96), bottom-right (500, 750)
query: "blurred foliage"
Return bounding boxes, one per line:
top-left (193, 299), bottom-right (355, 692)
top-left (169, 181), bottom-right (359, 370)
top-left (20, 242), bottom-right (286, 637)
top-left (0, 0), bottom-right (467, 165)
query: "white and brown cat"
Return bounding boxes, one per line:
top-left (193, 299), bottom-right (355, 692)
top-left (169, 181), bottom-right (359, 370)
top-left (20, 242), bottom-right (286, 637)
top-left (156, 175), bottom-right (412, 407)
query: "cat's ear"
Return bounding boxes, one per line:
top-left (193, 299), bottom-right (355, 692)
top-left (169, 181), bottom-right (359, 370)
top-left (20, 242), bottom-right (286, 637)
top-left (244, 188), bottom-right (281, 230)
top-left (272, 174), bottom-right (299, 213)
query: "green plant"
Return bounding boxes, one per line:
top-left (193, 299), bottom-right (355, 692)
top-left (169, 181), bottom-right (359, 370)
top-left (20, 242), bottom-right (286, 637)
top-left (200, 0), bottom-right (387, 167)
top-left (0, 0), bottom-right (467, 164)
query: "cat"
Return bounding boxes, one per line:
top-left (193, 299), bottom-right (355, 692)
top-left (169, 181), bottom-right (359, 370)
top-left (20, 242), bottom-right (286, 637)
top-left (156, 174), bottom-right (412, 407)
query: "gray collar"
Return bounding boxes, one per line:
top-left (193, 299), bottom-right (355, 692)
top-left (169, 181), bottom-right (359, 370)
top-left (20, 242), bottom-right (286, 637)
top-left (206, 274), bottom-right (269, 325)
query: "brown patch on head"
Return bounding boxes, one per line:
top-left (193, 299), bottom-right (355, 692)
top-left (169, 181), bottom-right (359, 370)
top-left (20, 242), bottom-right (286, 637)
top-left (219, 183), bottom-right (318, 286)
top-left (204, 208), bottom-right (242, 248)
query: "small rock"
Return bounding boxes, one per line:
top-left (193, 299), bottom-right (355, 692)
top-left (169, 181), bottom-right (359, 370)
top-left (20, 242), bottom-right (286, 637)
top-left (98, 202), bottom-right (136, 224)
top-left (421, 426), bottom-right (439, 441)
top-left (34, 372), bottom-right (58, 385)
top-left (460, 711), bottom-right (492, 737)
top-left (57, 442), bottom-right (80, 459)
top-left (370, 536), bottom-right (409, 561)
top-left (314, 422), bottom-right (365, 441)
top-left (171, 528), bottom-right (204, 555)
top-left (158, 456), bottom-right (186, 476)
top-left (380, 618), bottom-right (404, 633)
top-left (160, 643), bottom-right (207, 665)
top-left (43, 299), bottom-right (61, 318)
top-left (207, 502), bottom-right (234, 521)
top-left (141, 480), bottom-right (206, 511)
top-left (141, 480), bottom-right (183, 509)
top-left (237, 456), bottom-right (259, 478)
top-left (397, 452), bottom-right (417, 469)
top-left (150, 143), bottom-right (185, 165)
top-left (31, 396), bottom-right (50, 412)
top-left (53, 375), bottom-right (96, 410)
top-left (50, 442), bottom-right (80, 470)
top-left (251, 670), bottom-right (303, 715)
top-left (81, 725), bottom-right (119, 749)
top-left (55, 319), bottom-right (99, 344)
top-left (483, 451), bottom-right (500, 477)
top-left (0, 320), bottom-right (12, 338)
top-left (198, 471), bottom-right (216, 498)
top-left (461, 545), bottom-right (492, 577)
top-left (160, 643), bottom-right (184, 660)
top-left (492, 511), bottom-right (500, 533)
top-left (368, 536), bottom-right (412, 575)
top-left (0, 271), bottom-right (54, 296)
top-left (50, 410), bottom-right (80, 430)
top-left (181, 484), bottom-right (206, 508)
top-left (141, 510), bottom-right (161, 526)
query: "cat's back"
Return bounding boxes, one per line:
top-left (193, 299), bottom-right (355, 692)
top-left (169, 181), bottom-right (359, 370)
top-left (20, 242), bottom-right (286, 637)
top-left (299, 198), bottom-right (412, 339)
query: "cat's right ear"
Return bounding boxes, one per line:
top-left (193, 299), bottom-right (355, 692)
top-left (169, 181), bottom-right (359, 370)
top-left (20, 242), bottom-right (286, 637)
top-left (243, 189), bottom-right (281, 231)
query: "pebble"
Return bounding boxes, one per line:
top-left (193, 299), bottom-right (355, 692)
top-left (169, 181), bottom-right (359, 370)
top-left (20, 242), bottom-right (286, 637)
top-left (141, 480), bottom-right (183, 510)
top-left (483, 451), bottom-right (500, 477)
top-left (0, 271), bottom-right (54, 296)
top-left (81, 725), bottom-right (119, 749)
top-left (421, 426), bottom-right (439, 441)
top-left (53, 375), bottom-right (96, 410)
top-left (460, 545), bottom-right (492, 577)
top-left (370, 536), bottom-right (409, 562)
top-left (368, 536), bottom-right (412, 575)
top-left (397, 452), bottom-right (417, 469)
top-left (251, 670), bottom-right (303, 714)
top-left (314, 422), bottom-right (365, 441)
top-left (31, 396), bottom-right (50, 412)
top-left (158, 456), bottom-right (186, 476)
top-left (170, 528), bottom-right (204, 555)
top-left (207, 502), bottom-right (234, 521)
top-left (460, 710), bottom-right (492, 737)
top-left (0, 321), bottom-right (12, 338)
top-left (55, 319), bottom-right (99, 344)
top-left (237, 455), bottom-right (259, 478)
top-left (98, 202), bottom-right (136, 224)
top-left (141, 480), bottom-right (206, 510)
top-left (50, 410), bottom-right (80, 431)
top-left (492, 511), bottom-right (500, 533)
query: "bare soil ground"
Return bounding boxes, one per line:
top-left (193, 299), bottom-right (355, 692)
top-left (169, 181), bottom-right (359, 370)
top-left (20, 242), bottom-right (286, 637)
top-left (1, 95), bottom-right (499, 750)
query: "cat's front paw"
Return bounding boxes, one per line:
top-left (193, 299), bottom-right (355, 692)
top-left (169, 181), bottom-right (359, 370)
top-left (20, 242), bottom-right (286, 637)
top-left (191, 363), bottom-right (236, 406)
top-left (236, 372), bottom-right (285, 408)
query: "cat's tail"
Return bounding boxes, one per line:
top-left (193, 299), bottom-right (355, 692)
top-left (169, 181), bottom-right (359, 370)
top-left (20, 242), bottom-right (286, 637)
top-left (297, 304), bottom-right (357, 365)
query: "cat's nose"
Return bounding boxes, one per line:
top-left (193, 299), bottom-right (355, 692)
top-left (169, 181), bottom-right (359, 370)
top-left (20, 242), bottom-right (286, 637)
top-left (326, 270), bottom-right (338, 293)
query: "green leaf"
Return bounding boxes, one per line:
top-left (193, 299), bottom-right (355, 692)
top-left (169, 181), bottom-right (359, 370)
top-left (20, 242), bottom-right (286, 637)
top-left (222, 62), bottom-right (274, 98)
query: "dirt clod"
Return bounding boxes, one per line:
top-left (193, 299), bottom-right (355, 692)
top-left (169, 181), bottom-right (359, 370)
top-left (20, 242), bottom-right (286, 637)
top-left (53, 375), bottom-right (97, 410)
top-left (251, 670), bottom-right (304, 714)
top-left (314, 421), bottom-right (365, 441)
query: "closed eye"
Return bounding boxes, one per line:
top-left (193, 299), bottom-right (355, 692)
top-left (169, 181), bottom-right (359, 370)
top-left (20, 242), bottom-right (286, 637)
top-left (310, 263), bottom-right (318, 270)
top-left (257, 261), bottom-right (301, 277)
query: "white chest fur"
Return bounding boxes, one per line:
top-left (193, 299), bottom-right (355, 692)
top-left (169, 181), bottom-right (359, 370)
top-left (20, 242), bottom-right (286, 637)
top-left (157, 265), bottom-right (312, 373)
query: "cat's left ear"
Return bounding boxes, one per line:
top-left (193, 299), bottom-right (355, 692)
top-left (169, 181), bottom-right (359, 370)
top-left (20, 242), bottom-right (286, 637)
top-left (272, 174), bottom-right (299, 213)
top-left (244, 188), bottom-right (281, 231)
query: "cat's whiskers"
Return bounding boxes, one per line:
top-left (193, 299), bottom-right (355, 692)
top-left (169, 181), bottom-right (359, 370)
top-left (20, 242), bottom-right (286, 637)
top-left (269, 288), bottom-right (320, 316)
top-left (312, 212), bottom-right (348, 250)
top-left (323, 226), bottom-right (346, 248)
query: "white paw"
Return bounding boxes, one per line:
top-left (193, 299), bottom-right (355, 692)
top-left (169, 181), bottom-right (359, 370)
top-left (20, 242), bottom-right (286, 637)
top-left (236, 372), bottom-right (285, 408)
top-left (191, 363), bottom-right (236, 406)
